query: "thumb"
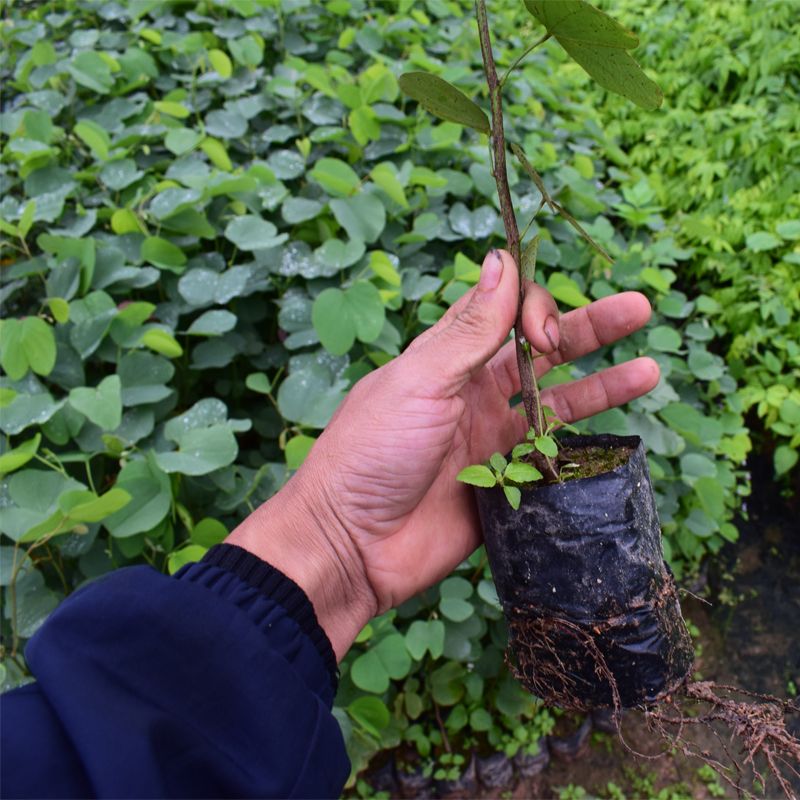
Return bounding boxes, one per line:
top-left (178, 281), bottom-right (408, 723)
top-left (409, 249), bottom-right (519, 393)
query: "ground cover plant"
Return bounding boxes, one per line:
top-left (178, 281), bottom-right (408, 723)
top-left (1, 0), bottom-right (797, 791)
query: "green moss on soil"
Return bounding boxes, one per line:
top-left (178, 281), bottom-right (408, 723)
top-left (557, 445), bottom-right (633, 481)
top-left (525, 445), bottom-right (634, 485)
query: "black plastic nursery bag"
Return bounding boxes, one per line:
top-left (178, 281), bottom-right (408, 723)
top-left (476, 434), bottom-right (693, 709)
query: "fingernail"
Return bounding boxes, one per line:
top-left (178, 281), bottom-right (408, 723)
top-left (544, 315), bottom-right (560, 350)
top-left (479, 249), bottom-right (503, 291)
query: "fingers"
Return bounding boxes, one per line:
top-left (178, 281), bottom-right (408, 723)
top-left (404, 250), bottom-right (519, 394)
top-left (490, 292), bottom-right (653, 398)
top-left (522, 283), bottom-right (560, 354)
top-left (540, 357), bottom-right (660, 424)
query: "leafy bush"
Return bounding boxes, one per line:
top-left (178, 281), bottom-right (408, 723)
top-left (0, 0), bottom-right (792, 783)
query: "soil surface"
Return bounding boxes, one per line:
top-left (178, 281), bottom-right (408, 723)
top-left (553, 445), bottom-right (634, 483)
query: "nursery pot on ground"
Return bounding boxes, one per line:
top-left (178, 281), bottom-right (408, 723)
top-left (475, 434), bottom-right (694, 710)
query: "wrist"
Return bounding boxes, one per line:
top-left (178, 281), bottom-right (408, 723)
top-left (226, 470), bottom-right (377, 661)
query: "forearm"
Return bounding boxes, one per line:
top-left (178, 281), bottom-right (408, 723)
top-left (226, 465), bottom-right (378, 661)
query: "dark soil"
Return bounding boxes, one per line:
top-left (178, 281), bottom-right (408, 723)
top-left (552, 444), bottom-right (634, 483)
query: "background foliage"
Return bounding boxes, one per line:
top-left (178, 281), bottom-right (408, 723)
top-left (1, 0), bottom-right (797, 785)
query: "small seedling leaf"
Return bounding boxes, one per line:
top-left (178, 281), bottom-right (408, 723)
top-left (535, 435), bottom-right (558, 457)
top-left (503, 485), bottom-right (521, 510)
top-left (456, 465), bottom-right (497, 487)
top-left (399, 72), bottom-right (490, 133)
top-left (504, 462), bottom-right (543, 484)
top-left (489, 452), bottom-right (507, 473)
top-left (512, 442), bottom-right (535, 459)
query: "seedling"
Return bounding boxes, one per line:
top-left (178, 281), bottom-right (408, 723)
top-left (401, 0), bottom-right (661, 493)
top-left (401, 9), bottom-right (800, 795)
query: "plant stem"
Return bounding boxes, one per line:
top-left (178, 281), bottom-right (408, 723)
top-left (476, 0), bottom-right (557, 480)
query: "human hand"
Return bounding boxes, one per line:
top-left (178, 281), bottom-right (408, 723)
top-left (229, 250), bottom-right (658, 659)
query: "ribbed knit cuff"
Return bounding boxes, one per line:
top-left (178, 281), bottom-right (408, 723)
top-left (199, 543), bottom-right (338, 687)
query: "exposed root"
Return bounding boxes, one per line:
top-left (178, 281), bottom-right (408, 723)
top-left (505, 606), bottom-right (800, 798)
top-left (645, 681), bottom-right (800, 800)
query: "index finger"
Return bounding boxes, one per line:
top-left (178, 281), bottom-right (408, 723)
top-left (489, 291), bottom-right (653, 398)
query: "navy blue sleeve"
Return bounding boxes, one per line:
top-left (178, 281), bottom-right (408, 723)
top-left (0, 544), bottom-right (350, 799)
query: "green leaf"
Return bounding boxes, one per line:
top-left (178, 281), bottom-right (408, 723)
top-left (533, 436), bottom-right (556, 458)
top-left (330, 194), bottom-right (386, 243)
top-left (430, 661), bottom-right (465, 706)
top-left (165, 127), bottom-right (204, 155)
top-left (48, 298), bottom-right (70, 324)
top-left (277, 364), bottom-right (347, 429)
top-left (69, 375), bottom-right (122, 431)
top-left (59, 488), bottom-right (131, 523)
top-left (490, 452), bottom-right (508, 473)
top-left (470, 708), bottom-right (493, 732)
top-left (224, 215), bottom-right (288, 251)
top-left (368, 252), bottom-right (401, 287)
top-left (282, 197), bottom-right (324, 224)
top-left (440, 576), bottom-right (473, 600)
top-left (309, 157), bottom-right (361, 197)
top-left (504, 462), bottom-right (543, 483)
top-left (0, 434), bottom-right (41, 476)
top-left (648, 325), bottom-right (682, 352)
top-left (439, 596), bottom-right (474, 623)
top-left (775, 221), bottom-right (800, 240)
top-left (547, 273), bottom-right (590, 307)
top-left (186, 310), bottom-right (237, 336)
top-left (208, 48), bottom-right (233, 79)
top-left (18, 199), bottom-right (36, 239)
top-left (0, 318), bottom-right (56, 380)
top-left (455, 465), bottom-right (496, 488)
top-left (141, 328), bottom-right (183, 358)
top-left (503, 485), bottom-right (521, 510)
top-left (312, 281), bottom-right (386, 356)
top-left (155, 424), bottom-right (238, 476)
top-left (399, 72), bottom-right (490, 133)
top-left (105, 456), bottom-right (172, 538)
top-left (351, 649), bottom-right (389, 693)
top-left (524, 0), bottom-right (662, 110)
top-left (693, 477), bottom-right (725, 519)
top-left (140, 236), bottom-right (187, 272)
top-left (511, 442), bottom-right (535, 459)
top-left (149, 188), bottom-right (202, 220)
top-left (68, 51), bottom-right (114, 94)
top-left (168, 545), bottom-right (209, 575)
top-left (285, 435), bottom-right (315, 469)
top-left (348, 696), bottom-right (390, 737)
top-left (370, 162), bottom-right (409, 208)
top-left (191, 518), bottom-right (228, 547)
top-left (405, 619), bottom-right (446, 660)
top-left (245, 372), bottom-right (271, 395)
top-left (200, 138), bottom-right (233, 171)
top-left (229, 33), bottom-right (263, 67)
top-left (314, 239), bottom-right (366, 271)
top-left (745, 231), bottom-right (782, 252)
top-left (774, 445), bottom-right (798, 477)
top-left (74, 120), bottom-right (111, 160)
top-left (154, 100), bottom-right (189, 119)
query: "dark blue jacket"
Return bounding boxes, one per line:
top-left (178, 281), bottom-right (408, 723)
top-left (0, 545), bottom-right (350, 798)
